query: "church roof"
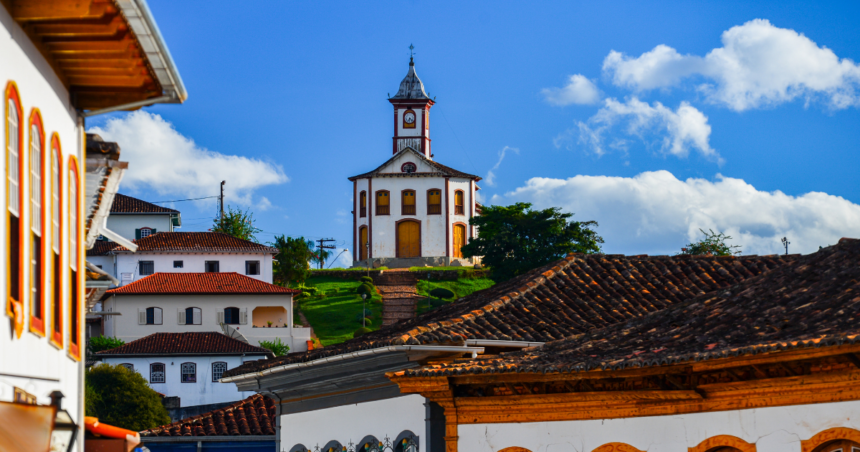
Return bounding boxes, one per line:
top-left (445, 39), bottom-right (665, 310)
top-left (348, 147), bottom-right (480, 181)
top-left (390, 58), bottom-right (430, 100)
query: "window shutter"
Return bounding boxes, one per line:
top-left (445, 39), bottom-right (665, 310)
top-left (154, 308), bottom-right (163, 325)
top-left (177, 309), bottom-right (185, 325)
top-left (240, 309), bottom-right (247, 325)
top-left (138, 309), bottom-right (146, 325)
top-left (135, 229), bottom-right (141, 240)
top-left (217, 311), bottom-right (224, 324)
top-left (151, 229), bottom-right (157, 235)
top-left (193, 308), bottom-right (201, 325)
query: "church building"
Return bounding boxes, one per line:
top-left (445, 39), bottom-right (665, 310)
top-left (350, 57), bottom-right (481, 268)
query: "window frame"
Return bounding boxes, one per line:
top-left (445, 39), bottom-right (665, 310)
top-left (150, 363), bottom-right (166, 384)
top-left (67, 155), bottom-right (82, 360)
top-left (359, 190), bottom-right (367, 217)
top-left (245, 260), bottom-right (260, 276)
top-left (375, 190), bottom-right (390, 216)
top-left (119, 363), bottom-right (134, 372)
top-left (454, 189), bottom-right (465, 215)
top-left (401, 189), bottom-right (416, 216)
top-left (205, 260), bottom-right (220, 273)
top-left (427, 188), bottom-right (441, 215)
top-left (5, 82), bottom-right (25, 327)
top-left (212, 361), bottom-right (228, 382)
top-left (224, 306), bottom-right (240, 325)
top-left (173, 260), bottom-right (183, 268)
top-left (185, 307), bottom-right (201, 325)
top-left (145, 306), bottom-right (163, 325)
top-left (139, 260), bottom-right (154, 276)
top-left (28, 109), bottom-right (47, 337)
top-left (49, 134), bottom-right (63, 348)
top-left (180, 362), bottom-right (197, 383)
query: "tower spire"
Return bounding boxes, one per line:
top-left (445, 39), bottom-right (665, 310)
top-left (409, 43), bottom-right (415, 65)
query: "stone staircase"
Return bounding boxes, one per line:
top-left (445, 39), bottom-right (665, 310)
top-left (374, 271), bottom-right (423, 326)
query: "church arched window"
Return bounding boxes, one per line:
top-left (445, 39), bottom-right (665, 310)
top-left (29, 109), bottom-right (46, 336)
top-left (454, 190), bottom-right (465, 215)
top-left (5, 82), bottom-right (24, 327)
top-left (427, 189), bottom-right (441, 215)
top-left (359, 191), bottom-right (367, 217)
top-left (376, 190), bottom-right (390, 215)
top-left (401, 189), bottom-right (416, 215)
top-left (401, 162), bottom-right (417, 173)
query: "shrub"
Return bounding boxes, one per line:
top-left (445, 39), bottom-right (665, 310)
top-left (359, 276), bottom-right (374, 284)
top-left (258, 338), bottom-right (290, 356)
top-left (88, 336), bottom-right (125, 353)
top-left (429, 288), bottom-right (455, 299)
top-left (86, 364), bottom-right (170, 431)
top-left (357, 283), bottom-right (375, 297)
top-left (353, 327), bottom-right (372, 338)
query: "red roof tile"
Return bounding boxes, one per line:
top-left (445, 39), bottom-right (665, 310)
top-left (110, 193), bottom-right (179, 214)
top-left (87, 240), bottom-right (118, 256)
top-left (105, 272), bottom-right (298, 295)
top-left (112, 232), bottom-right (278, 253)
top-left (141, 394), bottom-right (276, 437)
top-left (96, 332), bottom-right (273, 356)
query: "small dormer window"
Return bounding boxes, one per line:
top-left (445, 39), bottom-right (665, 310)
top-left (140, 227), bottom-right (152, 238)
top-left (401, 162), bottom-right (417, 173)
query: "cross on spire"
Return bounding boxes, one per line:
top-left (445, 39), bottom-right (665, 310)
top-left (409, 43), bottom-right (415, 63)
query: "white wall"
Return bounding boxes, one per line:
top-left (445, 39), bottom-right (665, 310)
top-left (102, 293), bottom-right (308, 352)
top-left (106, 214), bottom-right (174, 241)
top-left (113, 252), bottom-right (274, 283)
top-left (458, 399), bottom-right (860, 452)
top-left (281, 395), bottom-right (427, 452)
top-left (100, 355), bottom-right (265, 407)
top-left (0, 6), bottom-right (85, 451)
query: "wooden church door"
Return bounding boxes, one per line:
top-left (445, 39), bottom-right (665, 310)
top-left (453, 224), bottom-right (466, 258)
top-left (397, 221), bottom-right (420, 258)
top-left (359, 227), bottom-right (368, 260)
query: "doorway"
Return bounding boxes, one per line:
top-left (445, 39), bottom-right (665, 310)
top-left (453, 224), bottom-right (466, 258)
top-left (397, 221), bottom-right (420, 258)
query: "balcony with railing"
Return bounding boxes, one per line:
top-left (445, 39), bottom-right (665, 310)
top-left (402, 205), bottom-right (416, 215)
top-left (427, 204), bottom-right (441, 215)
top-left (377, 205), bottom-right (390, 215)
top-left (455, 205), bottom-right (465, 215)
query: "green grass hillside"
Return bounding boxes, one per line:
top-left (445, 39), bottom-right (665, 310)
top-left (298, 275), bottom-right (495, 346)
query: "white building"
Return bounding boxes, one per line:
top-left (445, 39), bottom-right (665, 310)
top-left (350, 57), bottom-right (482, 268)
top-left (0, 1), bottom-right (185, 451)
top-left (101, 272), bottom-right (311, 352)
top-left (106, 193), bottom-right (182, 241)
top-left (97, 332), bottom-right (273, 413)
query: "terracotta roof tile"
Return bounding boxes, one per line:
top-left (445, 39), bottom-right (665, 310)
top-left (223, 251), bottom-right (791, 378)
top-left (96, 332), bottom-right (273, 356)
top-left (105, 272), bottom-right (298, 295)
top-left (140, 394), bottom-right (276, 437)
top-left (86, 240), bottom-right (117, 256)
top-left (110, 193), bottom-right (179, 214)
top-left (402, 238), bottom-right (860, 377)
top-left (112, 232), bottom-right (278, 253)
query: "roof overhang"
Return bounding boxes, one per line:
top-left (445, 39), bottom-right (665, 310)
top-left (7, 0), bottom-right (187, 111)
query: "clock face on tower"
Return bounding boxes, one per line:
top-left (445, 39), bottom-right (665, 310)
top-left (403, 110), bottom-right (416, 129)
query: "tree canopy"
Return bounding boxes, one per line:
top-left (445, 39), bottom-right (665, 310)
top-left (461, 202), bottom-right (603, 282)
top-left (85, 364), bottom-right (170, 431)
top-left (272, 235), bottom-right (315, 286)
top-left (211, 206), bottom-right (261, 242)
top-left (681, 228), bottom-right (742, 256)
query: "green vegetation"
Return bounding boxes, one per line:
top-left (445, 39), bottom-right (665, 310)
top-left (272, 235), bottom-right (315, 286)
top-left (86, 364), bottom-right (170, 431)
top-left (310, 266), bottom-right (389, 272)
top-left (353, 327), bottom-right (372, 338)
top-left (415, 277), bottom-right (495, 315)
top-left (258, 338), bottom-right (290, 356)
top-left (212, 206), bottom-right (261, 242)
top-left (681, 228), bottom-right (742, 256)
top-left (298, 276), bottom-right (383, 346)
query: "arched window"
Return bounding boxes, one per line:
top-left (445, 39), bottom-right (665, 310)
top-left (49, 134), bottom-right (62, 347)
top-left (321, 441), bottom-right (343, 452)
top-left (180, 362), bottom-right (196, 383)
top-left (5, 82), bottom-right (24, 335)
top-left (185, 307), bottom-right (201, 325)
top-left (29, 110), bottom-right (46, 336)
top-left (212, 361), bottom-right (227, 381)
top-left (427, 189), bottom-right (441, 214)
top-left (376, 190), bottom-right (390, 215)
top-left (150, 363), bottom-right (165, 383)
top-left (689, 435), bottom-right (756, 452)
top-left (224, 307), bottom-right (240, 324)
top-left (401, 162), bottom-right (417, 173)
top-left (120, 363), bottom-right (134, 372)
top-left (68, 156), bottom-right (82, 359)
top-left (288, 444), bottom-right (309, 452)
top-left (141, 307), bottom-right (162, 325)
top-left (454, 190), bottom-right (465, 215)
top-left (802, 428), bottom-right (860, 452)
top-left (393, 431), bottom-right (419, 452)
top-left (401, 189), bottom-right (416, 215)
top-left (590, 444), bottom-right (644, 452)
top-left (359, 191), bottom-right (367, 217)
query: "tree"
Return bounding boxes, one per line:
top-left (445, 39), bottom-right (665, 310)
top-left (461, 202), bottom-right (603, 282)
top-left (86, 364), bottom-right (170, 431)
top-left (258, 338), bottom-right (290, 356)
top-left (86, 336), bottom-right (125, 362)
top-left (212, 206), bottom-right (261, 242)
top-left (272, 235), bottom-right (314, 286)
top-left (681, 229), bottom-right (742, 256)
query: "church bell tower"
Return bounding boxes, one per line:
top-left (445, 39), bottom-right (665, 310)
top-left (390, 49), bottom-right (434, 159)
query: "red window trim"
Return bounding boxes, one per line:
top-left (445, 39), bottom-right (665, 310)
top-left (5, 82), bottom-right (25, 333)
top-left (68, 155), bottom-right (81, 361)
top-left (49, 133), bottom-right (63, 348)
top-left (28, 108), bottom-right (46, 337)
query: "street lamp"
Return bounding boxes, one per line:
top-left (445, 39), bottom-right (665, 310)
top-left (361, 293), bottom-right (368, 328)
top-left (49, 391), bottom-right (78, 452)
top-left (365, 242), bottom-right (370, 277)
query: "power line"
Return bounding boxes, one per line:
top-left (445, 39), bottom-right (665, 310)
top-left (150, 195), bottom-right (220, 204)
top-left (315, 238), bottom-right (336, 270)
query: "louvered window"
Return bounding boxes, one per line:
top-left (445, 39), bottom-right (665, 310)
top-left (427, 189), bottom-right (441, 215)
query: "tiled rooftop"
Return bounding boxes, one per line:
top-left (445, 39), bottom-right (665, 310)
top-left (86, 240), bottom-right (118, 256)
top-left (223, 251), bottom-right (792, 378)
top-left (105, 272), bottom-right (298, 296)
top-left (110, 193), bottom-right (179, 214)
top-left (112, 232), bottom-right (278, 254)
top-left (401, 238), bottom-right (860, 377)
top-left (96, 332), bottom-right (273, 356)
top-left (140, 394), bottom-right (276, 437)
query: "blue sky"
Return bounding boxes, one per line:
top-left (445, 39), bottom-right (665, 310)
top-left (88, 1), bottom-right (860, 264)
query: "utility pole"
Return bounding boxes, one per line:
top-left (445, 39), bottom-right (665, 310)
top-left (315, 238), bottom-right (336, 269)
top-left (219, 180), bottom-right (226, 224)
top-left (781, 237), bottom-right (790, 255)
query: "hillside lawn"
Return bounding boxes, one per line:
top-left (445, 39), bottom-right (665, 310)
top-left (415, 277), bottom-right (496, 315)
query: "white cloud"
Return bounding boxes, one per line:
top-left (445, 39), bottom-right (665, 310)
top-left (568, 97), bottom-right (718, 161)
top-left (603, 19), bottom-right (860, 111)
top-left (256, 197), bottom-right (273, 211)
top-left (89, 111), bottom-right (288, 205)
top-left (541, 74), bottom-right (601, 106)
top-left (485, 146), bottom-right (520, 187)
top-left (492, 170), bottom-right (860, 255)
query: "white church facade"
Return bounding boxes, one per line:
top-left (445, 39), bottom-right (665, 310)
top-left (350, 58), bottom-right (481, 268)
